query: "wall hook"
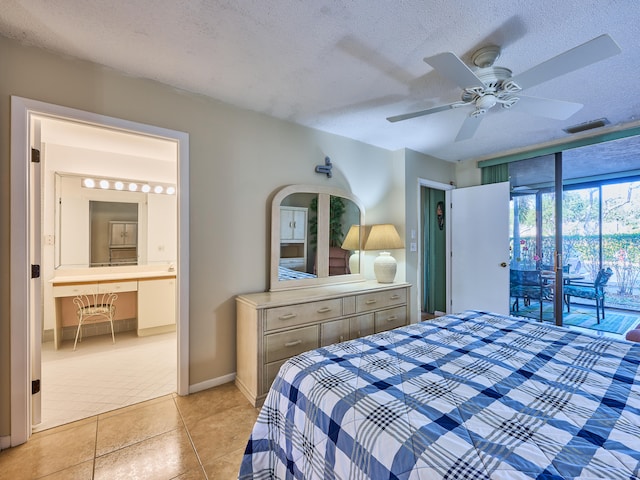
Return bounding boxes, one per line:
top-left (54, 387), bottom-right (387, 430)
top-left (315, 156), bottom-right (332, 178)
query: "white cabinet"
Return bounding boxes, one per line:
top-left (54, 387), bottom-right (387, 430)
top-left (137, 278), bottom-right (176, 336)
top-left (280, 207), bottom-right (307, 241)
top-left (279, 207), bottom-right (308, 271)
top-left (109, 221), bottom-right (138, 265)
top-left (236, 281), bottom-right (410, 407)
top-left (110, 221), bottom-right (138, 246)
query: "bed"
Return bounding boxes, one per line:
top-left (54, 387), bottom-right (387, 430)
top-left (278, 265), bottom-right (317, 281)
top-left (238, 310), bottom-right (640, 479)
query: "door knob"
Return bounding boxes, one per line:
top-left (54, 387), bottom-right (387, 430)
top-left (500, 262), bottom-right (508, 267)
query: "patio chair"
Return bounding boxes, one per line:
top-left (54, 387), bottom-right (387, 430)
top-left (510, 269), bottom-right (553, 320)
top-left (563, 267), bottom-right (613, 323)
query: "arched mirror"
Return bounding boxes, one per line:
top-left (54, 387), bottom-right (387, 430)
top-left (270, 185), bottom-right (365, 291)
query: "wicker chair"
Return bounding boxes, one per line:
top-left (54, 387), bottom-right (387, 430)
top-left (72, 292), bottom-right (118, 350)
top-left (563, 267), bottom-right (613, 323)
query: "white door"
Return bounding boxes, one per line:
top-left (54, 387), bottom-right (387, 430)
top-left (450, 182), bottom-right (510, 314)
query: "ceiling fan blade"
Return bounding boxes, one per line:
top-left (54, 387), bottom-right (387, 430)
top-left (455, 114), bottom-right (483, 142)
top-left (510, 34), bottom-right (621, 90)
top-left (424, 52), bottom-right (485, 89)
top-left (386, 101), bottom-right (465, 123)
top-left (515, 95), bottom-right (583, 120)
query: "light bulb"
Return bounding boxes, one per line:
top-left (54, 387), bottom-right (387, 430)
top-left (83, 178), bottom-right (95, 188)
top-left (141, 184), bottom-right (151, 193)
top-left (154, 185), bottom-right (164, 194)
top-left (99, 179), bottom-right (109, 189)
top-left (114, 181), bottom-right (124, 190)
top-left (166, 186), bottom-right (176, 195)
top-left (128, 183), bottom-right (138, 192)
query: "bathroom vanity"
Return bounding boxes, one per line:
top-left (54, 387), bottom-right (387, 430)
top-left (50, 266), bottom-right (176, 349)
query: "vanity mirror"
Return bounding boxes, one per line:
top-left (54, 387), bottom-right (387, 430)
top-left (270, 184), bottom-right (365, 291)
top-left (54, 173), bottom-right (177, 269)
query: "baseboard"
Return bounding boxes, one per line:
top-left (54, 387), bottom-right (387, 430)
top-left (0, 435), bottom-right (11, 451)
top-left (188, 372), bottom-right (236, 394)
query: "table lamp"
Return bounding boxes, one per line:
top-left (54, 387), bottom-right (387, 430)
top-left (364, 224), bottom-right (404, 283)
top-left (341, 225), bottom-right (363, 274)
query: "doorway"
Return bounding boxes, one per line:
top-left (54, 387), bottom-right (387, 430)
top-left (10, 97), bottom-right (190, 446)
top-left (418, 179), bottom-right (454, 317)
top-left (420, 186), bottom-right (447, 316)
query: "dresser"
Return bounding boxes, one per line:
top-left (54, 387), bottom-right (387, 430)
top-left (236, 281), bottom-right (411, 407)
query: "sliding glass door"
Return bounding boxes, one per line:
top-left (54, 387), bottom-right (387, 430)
top-left (507, 134), bottom-right (640, 330)
top-left (509, 154), bottom-right (559, 323)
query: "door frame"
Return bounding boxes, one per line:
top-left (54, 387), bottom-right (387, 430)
top-left (10, 96), bottom-right (190, 446)
top-left (417, 178), bottom-right (454, 315)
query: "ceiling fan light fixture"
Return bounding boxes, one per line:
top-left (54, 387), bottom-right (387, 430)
top-left (563, 118), bottom-right (610, 134)
top-left (476, 94), bottom-right (497, 110)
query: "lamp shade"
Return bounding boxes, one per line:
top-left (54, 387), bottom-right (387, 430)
top-left (341, 225), bottom-right (361, 251)
top-left (363, 224), bottom-right (403, 251)
top-left (364, 224), bottom-right (404, 283)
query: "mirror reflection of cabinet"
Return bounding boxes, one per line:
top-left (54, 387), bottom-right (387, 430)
top-left (110, 221), bottom-right (137, 247)
top-left (279, 207), bottom-right (307, 272)
top-left (270, 185), bottom-right (364, 291)
top-left (109, 221), bottom-right (138, 265)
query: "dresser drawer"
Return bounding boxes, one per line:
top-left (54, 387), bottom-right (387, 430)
top-left (374, 306), bottom-right (407, 332)
top-left (349, 313), bottom-right (375, 339)
top-left (98, 281), bottom-right (138, 293)
top-left (356, 288), bottom-right (407, 313)
top-left (264, 359), bottom-right (288, 393)
top-left (265, 298), bottom-right (342, 331)
top-left (264, 325), bottom-right (319, 363)
top-left (320, 318), bottom-right (350, 346)
top-left (52, 283), bottom-right (97, 297)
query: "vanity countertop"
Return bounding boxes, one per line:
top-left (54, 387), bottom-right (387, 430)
top-left (50, 266), bottom-right (176, 285)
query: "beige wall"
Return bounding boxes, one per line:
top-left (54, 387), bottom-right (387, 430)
top-left (0, 36), bottom-right (466, 438)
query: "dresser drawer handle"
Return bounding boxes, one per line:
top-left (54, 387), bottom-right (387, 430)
top-left (390, 294), bottom-right (400, 300)
top-left (284, 340), bottom-right (302, 347)
top-left (317, 307), bottom-right (332, 313)
top-left (365, 299), bottom-right (377, 305)
top-left (386, 316), bottom-right (398, 322)
top-left (279, 313), bottom-right (296, 320)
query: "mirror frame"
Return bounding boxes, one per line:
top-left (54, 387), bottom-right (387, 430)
top-left (270, 184), bottom-right (365, 291)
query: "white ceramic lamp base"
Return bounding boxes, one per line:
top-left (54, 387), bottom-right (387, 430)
top-left (349, 252), bottom-right (360, 274)
top-left (373, 251), bottom-right (397, 283)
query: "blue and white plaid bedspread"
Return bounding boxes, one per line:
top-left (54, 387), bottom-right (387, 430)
top-left (239, 310), bottom-right (640, 479)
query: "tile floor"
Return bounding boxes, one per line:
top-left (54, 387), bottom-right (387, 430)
top-left (0, 382), bottom-right (258, 479)
top-left (37, 330), bottom-right (177, 431)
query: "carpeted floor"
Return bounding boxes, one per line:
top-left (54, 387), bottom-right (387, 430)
top-left (512, 302), bottom-right (640, 335)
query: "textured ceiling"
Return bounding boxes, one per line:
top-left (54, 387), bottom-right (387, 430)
top-left (1, 0), bottom-right (639, 162)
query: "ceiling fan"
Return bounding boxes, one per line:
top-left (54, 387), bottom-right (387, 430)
top-left (387, 34), bottom-right (621, 141)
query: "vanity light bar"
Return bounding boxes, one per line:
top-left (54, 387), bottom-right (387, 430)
top-left (82, 177), bottom-right (176, 195)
